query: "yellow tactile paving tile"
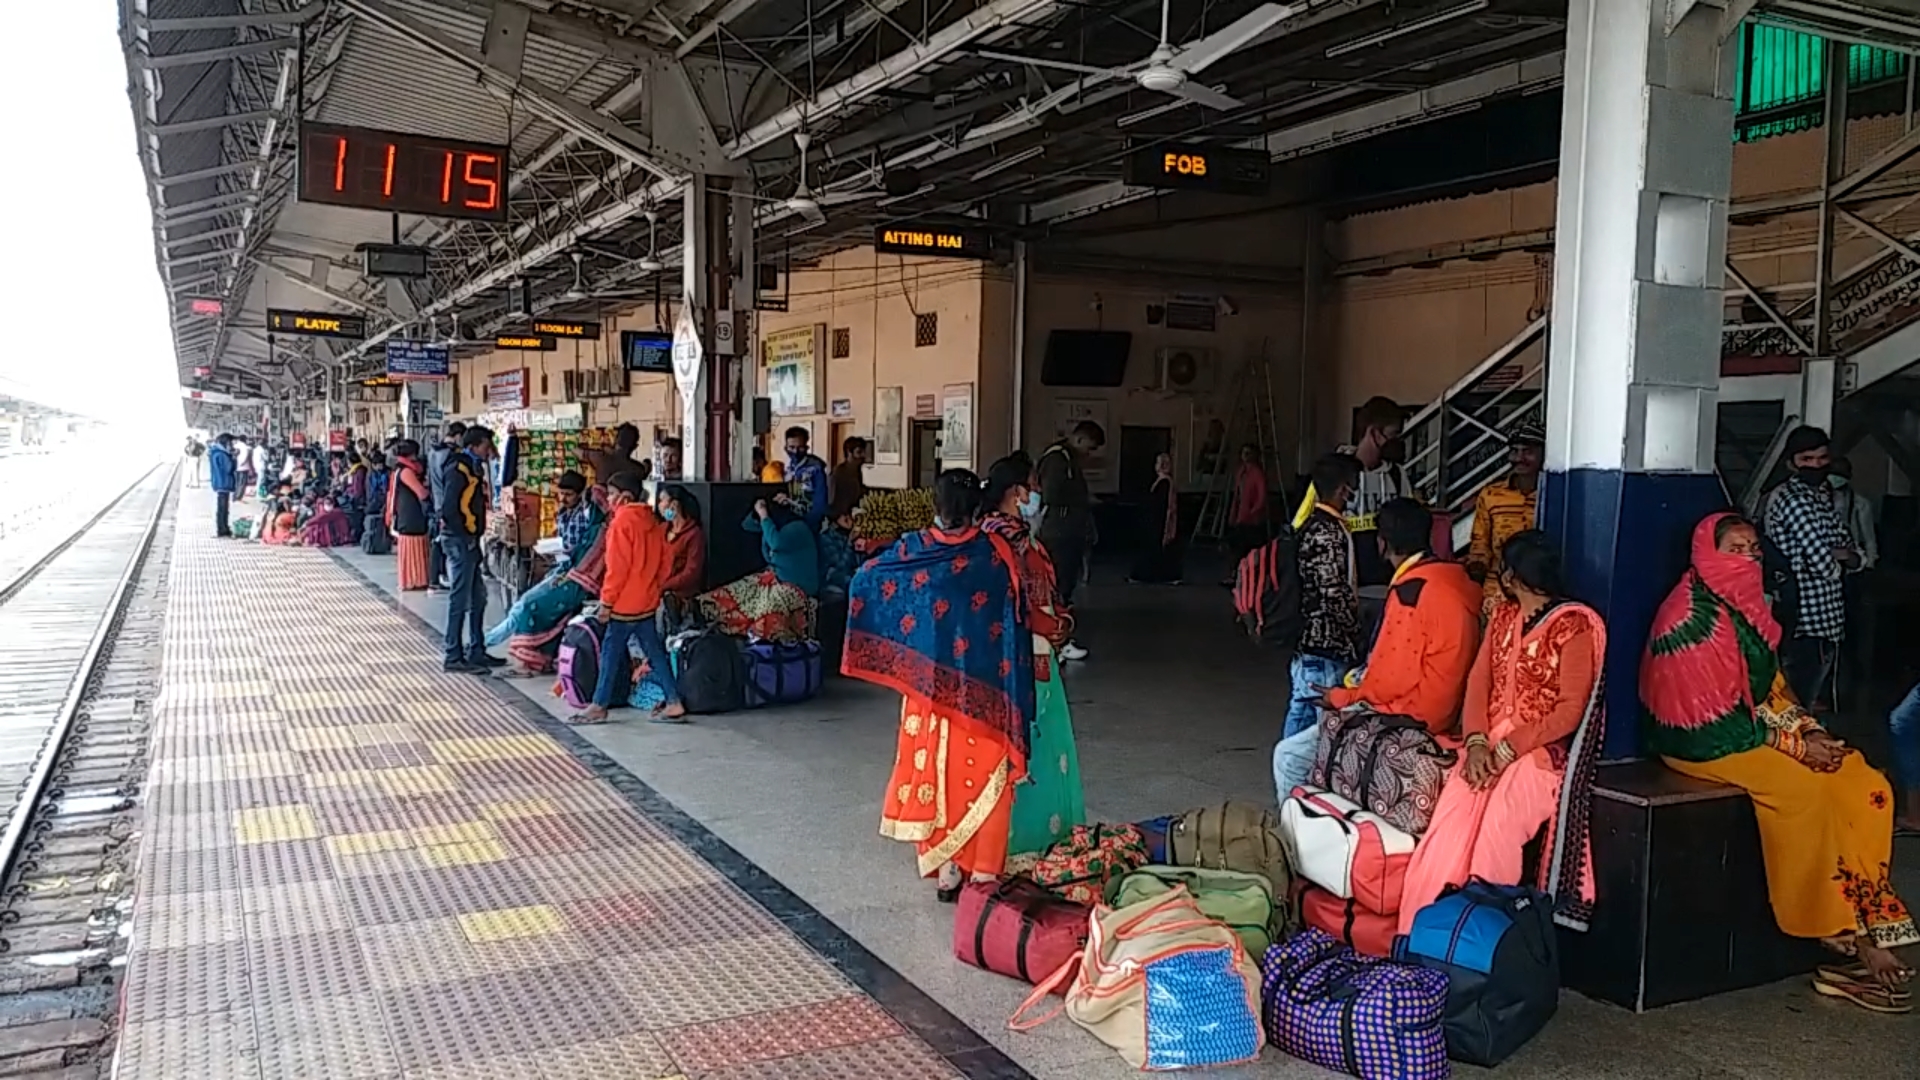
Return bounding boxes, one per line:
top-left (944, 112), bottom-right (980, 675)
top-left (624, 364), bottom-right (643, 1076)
top-left (392, 700), bottom-right (461, 721)
top-left (285, 724), bottom-right (417, 751)
top-left (420, 839), bottom-right (511, 867)
top-left (457, 904), bottom-right (566, 943)
top-left (410, 821), bottom-right (500, 847)
top-left (277, 689), bottom-right (396, 711)
top-left (233, 805), bottom-right (318, 844)
top-left (303, 768), bottom-right (387, 793)
top-left (373, 765), bottom-right (460, 797)
top-left (427, 734), bottom-right (568, 764)
top-left (323, 830), bottom-right (414, 857)
top-left (226, 751), bottom-right (305, 779)
top-left (479, 796), bottom-right (562, 821)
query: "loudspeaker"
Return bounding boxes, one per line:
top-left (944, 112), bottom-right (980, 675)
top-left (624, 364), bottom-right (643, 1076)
top-left (751, 397), bottom-right (773, 436)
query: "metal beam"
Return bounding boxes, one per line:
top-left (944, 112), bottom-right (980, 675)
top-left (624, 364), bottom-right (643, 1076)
top-left (160, 191), bottom-right (260, 218)
top-left (137, 37), bottom-right (295, 69)
top-left (154, 161), bottom-right (258, 187)
top-left (159, 202), bottom-right (258, 228)
top-left (1265, 50), bottom-right (1564, 160)
top-left (144, 7), bottom-right (323, 32)
top-left (723, 0), bottom-right (1061, 158)
top-left (147, 110), bottom-right (276, 136)
top-left (340, 0), bottom-right (698, 180)
top-left (1832, 118), bottom-right (1920, 201)
top-left (1726, 262), bottom-right (1815, 355)
top-left (674, 0), bottom-right (764, 59)
top-left (254, 257), bottom-right (385, 315)
top-left (160, 225), bottom-right (249, 250)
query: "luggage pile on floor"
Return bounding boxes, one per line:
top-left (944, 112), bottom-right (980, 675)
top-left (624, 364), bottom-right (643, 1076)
top-left (548, 602), bottom-right (828, 716)
top-left (974, 790), bottom-right (1563, 1073)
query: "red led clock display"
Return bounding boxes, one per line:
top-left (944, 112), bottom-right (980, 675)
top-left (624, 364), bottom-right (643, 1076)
top-left (297, 121), bottom-right (510, 224)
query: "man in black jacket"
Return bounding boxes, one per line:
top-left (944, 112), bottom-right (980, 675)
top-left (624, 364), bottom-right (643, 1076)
top-left (426, 421), bottom-right (466, 592)
top-left (439, 425), bottom-right (497, 673)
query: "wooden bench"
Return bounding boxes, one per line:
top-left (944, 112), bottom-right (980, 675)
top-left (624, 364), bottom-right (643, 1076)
top-left (1559, 760), bottom-right (1825, 1011)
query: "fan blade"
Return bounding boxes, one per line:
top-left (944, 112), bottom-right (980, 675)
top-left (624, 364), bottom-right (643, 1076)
top-left (1173, 2), bottom-right (1294, 74)
top-left (973, 49), bottom-right (1128, 78)
top-left (1170, 81), bottom-right (1244, 111)
top-left (797, 201), bottom-right (828, 227)
top-left (821, 190), bottom-right (885, 207)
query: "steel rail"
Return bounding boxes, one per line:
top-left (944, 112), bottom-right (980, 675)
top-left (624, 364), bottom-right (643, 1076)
top-left (0, 463), bottom-right (176, 895)
top-left (0, 465), bottom-right (167, 605)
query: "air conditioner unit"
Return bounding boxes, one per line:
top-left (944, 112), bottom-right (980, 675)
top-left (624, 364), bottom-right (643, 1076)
top-left (1154, 347), bottom-right (1215, 394)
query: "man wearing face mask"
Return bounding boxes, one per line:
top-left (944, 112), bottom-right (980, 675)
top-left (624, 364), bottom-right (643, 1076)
top-left (1037, 423), bottom-right (1104, 661)
top-left (1466, 422), bottom-right (1545, 616)
top-left (784, 426), bottom-right (830, 531)
top-left (1294, 397), bottom-right (1413, 590)
top-left (1763, 426), bottom-right (1859, 709)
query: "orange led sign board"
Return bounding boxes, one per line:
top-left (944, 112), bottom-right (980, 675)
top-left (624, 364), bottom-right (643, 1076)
top-left (1122, 144), bottom-right (1269, 196)
top-left (494, 334), bottom-right (557, 351)
top-left (297, 121), bottom-right (510, 224)
top-left (529, 319), bottom-right (602, 339)
top-left (872, 224), bottom-right (991, 260)
top-left (266, 308), bottom-right (367, 339)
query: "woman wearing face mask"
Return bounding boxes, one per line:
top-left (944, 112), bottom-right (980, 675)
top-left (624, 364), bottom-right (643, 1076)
top-left (1397, 530), bottom-right (1602, 937)
top-left (1127, 452), bottom-right (1183, 585)
top-left (982, 456), bottom-right (1087, 857)
top-left (656, 485), bottom-right (706, 601)
top-left (847, 469), bottom-right (1038, 900)
top-left (1643, 512), bottom-right (1915, 1011)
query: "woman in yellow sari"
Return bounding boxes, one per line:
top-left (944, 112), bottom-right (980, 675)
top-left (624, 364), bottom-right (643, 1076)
top-left (1642, 512), bottom-right (1915, 1013)
top-left (844, 470), bottom-right (1036, 900)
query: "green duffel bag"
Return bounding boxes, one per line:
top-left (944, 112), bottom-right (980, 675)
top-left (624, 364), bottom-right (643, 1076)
top-left (1165, 801), bottom-right (1296, 933)
top-left (1105, 865), bottom-right (1278, 956)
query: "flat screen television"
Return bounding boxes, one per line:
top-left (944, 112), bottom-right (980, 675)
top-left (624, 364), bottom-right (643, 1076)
top-left (1041, 329), bottom-right (1131, 387)
top-left (622, 329), bottom-right (673, 373)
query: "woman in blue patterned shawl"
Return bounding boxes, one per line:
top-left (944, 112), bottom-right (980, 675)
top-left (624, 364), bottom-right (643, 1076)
top-left (845, 469), bottom-right (1036, 900)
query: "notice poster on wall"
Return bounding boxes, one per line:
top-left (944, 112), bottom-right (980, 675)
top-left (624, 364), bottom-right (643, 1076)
top-left (763, 324), bottom-right (825, 416)
top-left (940, 383), bottom-right (974, 467)
top-left (486, 368), bottom-right (530, 410)
top-left (874, 386), bottom-right (904, 465)
top-left (1052, 397), bottom-right (1111, 483)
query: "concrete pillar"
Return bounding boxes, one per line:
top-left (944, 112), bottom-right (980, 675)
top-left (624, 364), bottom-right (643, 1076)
top-left (680, 177), bottom-right (715, 480)
top-left (1540, 0), bottom-right (1736, 758)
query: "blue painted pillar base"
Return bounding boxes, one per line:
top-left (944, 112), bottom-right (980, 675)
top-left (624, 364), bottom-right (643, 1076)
top-left (1540, 469), bottom-right (1731, 760)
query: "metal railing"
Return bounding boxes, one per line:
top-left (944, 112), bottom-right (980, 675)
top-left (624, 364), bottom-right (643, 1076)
top-left (1404, 315), bottom-right (1549, 521)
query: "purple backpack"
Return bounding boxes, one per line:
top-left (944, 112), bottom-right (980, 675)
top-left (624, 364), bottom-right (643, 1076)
top-left (557, 620), bottom-right (628, 709)
top-left (1261, 928), bottom-right (1451, 1080)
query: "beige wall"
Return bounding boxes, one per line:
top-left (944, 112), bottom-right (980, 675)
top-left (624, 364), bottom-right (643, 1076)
top-left (451, 307), bottom-right (683, 436)
top-left (1019, 273), bottom-right (1304, 493)
top-left (756, 246), bottom-right (995, 488)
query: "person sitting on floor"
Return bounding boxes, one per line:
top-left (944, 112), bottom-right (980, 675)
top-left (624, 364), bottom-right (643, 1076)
top-left (1397, 530), bottom-right (1603, 935)
top-left (569, 472), bottom-right (683, 725)
top-left (1642, 511), bottom-right (1915, 1012)
top-left (1272, 497), bottom-right (1482, 801)
top-left (695, 492), bottom-right (819, 643)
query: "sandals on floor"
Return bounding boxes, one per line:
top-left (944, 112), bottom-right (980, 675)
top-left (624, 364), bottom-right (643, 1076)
top-left (1817, 963), bottom-right (1913, 1000)
top-left (1814, 976), bottom-right (1914, 1014)
top-left (565, 712), bottom-right (613, 725)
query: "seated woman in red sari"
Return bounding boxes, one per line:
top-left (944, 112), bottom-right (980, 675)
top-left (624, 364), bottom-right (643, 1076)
top-left (844, 469), bottom-right (1035, 901)
top-left (1398, 530), bottom-right (1603, 934)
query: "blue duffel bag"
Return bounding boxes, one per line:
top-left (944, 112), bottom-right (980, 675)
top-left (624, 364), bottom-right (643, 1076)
top-left (1392, 879), bottom-right (1559, 1066)
top-left (744, 640), bottom-right (822, 707)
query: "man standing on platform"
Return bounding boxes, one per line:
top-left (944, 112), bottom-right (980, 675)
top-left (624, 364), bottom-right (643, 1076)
top-left (1764, 425), bottom-right (1859, 710)
top-left (784, 426), bottom-right (830, 530)
top-left (830, 436), bottom-right (870, 520)
top-left (1037, 420), bottom-right (1105, 662)
top-left (1277, 453), bottom-right (1364, 772)
top-left (657, 436), bottom-right (684, 481)
top-left (207, 434), bottom-right (236, 538)
top-left (439, 425), bottom-right (499, 674)
top-left (426, 421), bottom-right (466, 593)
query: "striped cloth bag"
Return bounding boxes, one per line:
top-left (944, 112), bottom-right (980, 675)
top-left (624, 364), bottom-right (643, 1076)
top-left (1260, 928), bottom-right (1450, 1080)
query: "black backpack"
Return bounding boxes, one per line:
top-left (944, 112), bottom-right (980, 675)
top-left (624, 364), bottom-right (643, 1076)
top-left (1234, 529), bottom-right (1303, 647)
top-left (671, 629), bottom-right (748, 714)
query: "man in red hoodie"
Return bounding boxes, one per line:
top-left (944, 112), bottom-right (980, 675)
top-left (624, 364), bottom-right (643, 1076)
top-left (1273, 497), bottom-right (1482, 798)
top-left (571, 472), bottom-right (684, 724)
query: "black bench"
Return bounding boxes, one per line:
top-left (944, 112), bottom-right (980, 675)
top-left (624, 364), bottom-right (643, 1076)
top-left (1560, 760), bottom-right (1825, 1011)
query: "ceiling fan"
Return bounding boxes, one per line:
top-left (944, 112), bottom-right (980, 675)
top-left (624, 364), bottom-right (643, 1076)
top-left (759, 131), bottom-right (888, 229)
top-left (976, 0), bottom-right (1295, 112)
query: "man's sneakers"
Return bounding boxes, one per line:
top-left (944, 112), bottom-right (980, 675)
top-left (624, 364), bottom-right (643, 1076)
top-left (1059, 641), bottom-right (1089, 662)
top-left (468, 653), bottom-right (507, 669)
top-left (443, 660), bottom-right (484, 675)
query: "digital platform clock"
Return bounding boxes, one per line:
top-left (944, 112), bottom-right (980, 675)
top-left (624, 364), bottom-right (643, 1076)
top-left (297, 121), bottom-right (510, 224)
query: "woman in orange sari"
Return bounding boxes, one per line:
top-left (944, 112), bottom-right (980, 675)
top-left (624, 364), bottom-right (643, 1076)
top-left (1398, 529), bottom-right (1603, 933)
top-left (845, 469), bottom-right (1035, 900)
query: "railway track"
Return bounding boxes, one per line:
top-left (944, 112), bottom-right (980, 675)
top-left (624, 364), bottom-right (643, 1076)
top-left (0, 464), bottom-right (174, 1077)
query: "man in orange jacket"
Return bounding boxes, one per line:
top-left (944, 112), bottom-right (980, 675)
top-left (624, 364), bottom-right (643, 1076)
top-left (1272, 497), bottom-right (1482, 799)
top-left (570, 472), bottom-right (685, 724)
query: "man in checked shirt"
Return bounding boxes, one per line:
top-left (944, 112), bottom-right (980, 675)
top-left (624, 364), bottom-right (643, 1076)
top-left (1763, 426), bottom-right (1862, 710)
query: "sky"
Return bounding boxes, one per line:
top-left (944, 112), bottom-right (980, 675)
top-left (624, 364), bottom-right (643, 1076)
top-left (0, 4), bottom-right (183, 443)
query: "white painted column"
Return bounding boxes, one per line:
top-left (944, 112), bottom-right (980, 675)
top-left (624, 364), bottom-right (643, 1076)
top-left (680, 177), bottom-right (712, 481)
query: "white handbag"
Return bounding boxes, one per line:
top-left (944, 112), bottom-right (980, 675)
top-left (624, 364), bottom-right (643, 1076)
top-left (1278, 785), bottom-right (1417, 917)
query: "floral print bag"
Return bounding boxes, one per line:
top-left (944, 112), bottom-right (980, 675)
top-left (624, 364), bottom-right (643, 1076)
top-left (1027, 824), bottom-right (1150, 905)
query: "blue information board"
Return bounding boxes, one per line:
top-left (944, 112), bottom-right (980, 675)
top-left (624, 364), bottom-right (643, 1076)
top-left (385, 341), bottom-right (450, 380)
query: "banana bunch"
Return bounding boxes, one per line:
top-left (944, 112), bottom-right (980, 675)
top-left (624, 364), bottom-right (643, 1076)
top-left (854, 487), bottom-right (936, 540)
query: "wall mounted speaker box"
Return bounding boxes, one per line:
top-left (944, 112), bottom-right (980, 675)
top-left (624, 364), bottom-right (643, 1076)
top-left (1560, 761), bottom-right (1825, 1011)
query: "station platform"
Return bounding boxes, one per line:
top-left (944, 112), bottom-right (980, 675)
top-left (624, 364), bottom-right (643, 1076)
top-left (121, 487), bottom-right (1918, 1079)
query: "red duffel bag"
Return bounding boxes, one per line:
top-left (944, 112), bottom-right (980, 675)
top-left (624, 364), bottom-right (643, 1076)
top-left (953, 876), bottom-right (1091, 990)
top-left (1296, 880), bottom-right (1398, 958)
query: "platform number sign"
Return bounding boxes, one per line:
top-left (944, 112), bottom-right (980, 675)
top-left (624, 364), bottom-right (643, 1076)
top-left (297, 121), bottom-right (510, 224)
top-left (672, 307), bottom-right (703, 420)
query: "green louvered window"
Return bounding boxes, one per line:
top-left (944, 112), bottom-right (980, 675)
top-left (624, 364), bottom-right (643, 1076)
top-left (1733, 23), bottom-right (1909, 143)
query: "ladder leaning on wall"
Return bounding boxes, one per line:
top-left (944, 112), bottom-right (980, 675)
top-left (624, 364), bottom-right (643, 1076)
top-left (1193, 341), bottom-right (1282, 544)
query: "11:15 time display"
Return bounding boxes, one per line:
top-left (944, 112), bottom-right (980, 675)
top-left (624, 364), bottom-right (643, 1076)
top-left (296, 121), bottom-right (511, 224)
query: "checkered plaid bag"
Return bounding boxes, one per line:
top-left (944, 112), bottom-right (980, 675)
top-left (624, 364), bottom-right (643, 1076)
top-left (1260, 928), bottom-right (1450, 1080)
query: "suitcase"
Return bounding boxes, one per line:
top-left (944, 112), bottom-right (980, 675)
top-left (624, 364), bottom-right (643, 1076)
top-left (1279, 786), bottom-right (1417, 916)
top-left (1297, 881), bottom-right (1397, 958)
top-left (671, 629), bottom-right (747, 715)
top-left (1261, 929), bottom-right (1452, 1080)
top-left (557, 620), bottom-right (628, 709)
top-left (744, 640), bottom-right (823, 706)
top-left (953, 876), bottom-right (1090, 991)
